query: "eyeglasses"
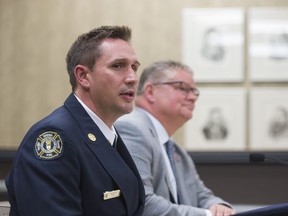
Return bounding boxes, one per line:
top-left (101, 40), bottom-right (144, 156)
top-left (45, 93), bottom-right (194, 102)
top-left (153, 81), bottom-right (200, 97)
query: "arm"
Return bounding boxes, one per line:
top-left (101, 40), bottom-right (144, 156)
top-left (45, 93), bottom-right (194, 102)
top-left (9, 127), bottom-right (82, 216)
top-left (175, 145), bottom-right (236, 216)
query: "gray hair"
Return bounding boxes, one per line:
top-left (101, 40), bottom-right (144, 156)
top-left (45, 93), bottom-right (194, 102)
top-left (137, 60), bottom-right (193, 95)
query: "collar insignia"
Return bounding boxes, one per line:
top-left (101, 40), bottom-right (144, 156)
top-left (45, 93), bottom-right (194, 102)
top-left (88, 133), bottom-right (96, 142)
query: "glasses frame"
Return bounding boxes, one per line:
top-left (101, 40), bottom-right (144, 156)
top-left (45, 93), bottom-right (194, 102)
top-left (153, 81), bottom-right (200, 97)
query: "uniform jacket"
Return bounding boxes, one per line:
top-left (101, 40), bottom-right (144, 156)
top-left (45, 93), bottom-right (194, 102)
top-left (6, 94), bottom-right (145, 216)
top-left (115, 107), bottom-right (232, 216)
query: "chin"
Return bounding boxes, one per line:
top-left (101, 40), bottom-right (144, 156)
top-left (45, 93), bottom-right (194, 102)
top-left (121, 105), bottom-right (133, 114)
top-left (185, 114), bottom-right (193, 120)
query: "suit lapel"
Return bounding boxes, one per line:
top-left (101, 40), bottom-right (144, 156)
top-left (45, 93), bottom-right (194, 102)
top-left (136, 108), bottom-right (178, 203)
top-left (64, 94), bottom-right (144, 214)
top-left (114, 134), bottom-right (145, 209)
top-left (164, 172), bottom-right (177, 203)
top-left (86, 135), bottom-right (138, 198)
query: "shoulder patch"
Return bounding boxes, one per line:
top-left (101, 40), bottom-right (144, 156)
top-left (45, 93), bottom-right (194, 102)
top-left (34, 131), bottom-right (64, 160)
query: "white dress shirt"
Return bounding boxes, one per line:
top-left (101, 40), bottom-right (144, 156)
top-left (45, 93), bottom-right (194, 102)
top-left (74, 94), bottom-right (117, 145)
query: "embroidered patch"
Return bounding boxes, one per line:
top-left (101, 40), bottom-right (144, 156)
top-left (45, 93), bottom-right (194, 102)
top-left (34, 131), bottom-right (63, 160)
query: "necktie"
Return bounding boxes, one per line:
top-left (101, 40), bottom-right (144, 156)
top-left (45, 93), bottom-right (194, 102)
top-left (113, 134), bottom-right (118, 149)
top-left (165, 139), bottom-right (183, 204)
top-left (165, 139), bottom-right (177, 178)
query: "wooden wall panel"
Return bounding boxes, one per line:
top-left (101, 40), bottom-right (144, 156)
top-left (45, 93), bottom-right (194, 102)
top-left (0, 0), bottom-right (288, 148)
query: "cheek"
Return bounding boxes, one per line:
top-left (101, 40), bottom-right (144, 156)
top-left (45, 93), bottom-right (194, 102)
top-left (94, 73), bottom-right (116, 89)
top-left (180, 105), bottom-right (193, 119)
top-left (163, 96), bottom-right (178, 108)
top-left (169, 100), bottom-right (184, 114)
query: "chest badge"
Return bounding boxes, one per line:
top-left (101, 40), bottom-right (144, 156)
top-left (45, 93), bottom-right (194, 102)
top-left (88, 133), bottom-right (96, 142)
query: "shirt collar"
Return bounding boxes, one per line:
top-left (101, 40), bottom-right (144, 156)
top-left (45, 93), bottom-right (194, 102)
top-left (74, 94), bottom-right (117, 145)
top-left (142, 109), bottom-right (169, 146)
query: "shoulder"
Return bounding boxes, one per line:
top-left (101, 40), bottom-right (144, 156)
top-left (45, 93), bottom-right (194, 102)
top-left (19, 106), bottom-right (79, 158)
top-left (115, 109), bottom-right (158, 151)
top-left (32, 106), bottom-right (76, 134)
top-left (115, 108), bottom-right (151, 132)
top-left (117, 108), bottom-right (147, 122)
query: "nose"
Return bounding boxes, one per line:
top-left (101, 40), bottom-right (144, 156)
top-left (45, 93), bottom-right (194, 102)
top-left (125, 68), bottom-right (138, 85)
top-left (186, 90), bottom-right (198, 101)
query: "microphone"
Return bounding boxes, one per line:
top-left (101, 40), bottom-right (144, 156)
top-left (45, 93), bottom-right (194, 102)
top-left (249, 153), bottom-right (288, 166)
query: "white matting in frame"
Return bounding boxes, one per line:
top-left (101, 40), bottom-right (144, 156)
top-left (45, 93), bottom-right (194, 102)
top-left (183, 88), bottom-right (246, 151)
top-left (249, 8), bottom-right (288, 82)
top-left (182, 8), bottom-right (244, 83)
top-left (250, 88), bottom-right (288, 150)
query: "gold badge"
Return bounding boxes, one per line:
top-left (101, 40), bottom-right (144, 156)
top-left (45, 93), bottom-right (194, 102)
top-left (88, 133), bottom-right (96, 141)
top-left (103, 189), bottom-right (121, 200)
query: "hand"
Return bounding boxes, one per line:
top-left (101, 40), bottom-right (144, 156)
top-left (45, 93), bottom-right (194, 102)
top-left (209, 204), bottom-right (236, 216)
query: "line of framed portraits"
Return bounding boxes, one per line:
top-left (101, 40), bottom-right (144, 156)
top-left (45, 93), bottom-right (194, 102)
top-left (182, 7), bottom-right (288, 151)
top-left (183, 87), bottom-right (288, 151)
top-left (182, 7), bottom-right (288, 82)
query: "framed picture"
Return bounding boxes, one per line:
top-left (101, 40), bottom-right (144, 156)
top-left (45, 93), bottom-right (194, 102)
top-left (183, 88), bottom-right (246, 151)
top-left (250, 88), bottom-right (288, 150)
top-left (248, 8), bottom-right (288, 82)
top-left (182, 8), bottom-right (244, 83)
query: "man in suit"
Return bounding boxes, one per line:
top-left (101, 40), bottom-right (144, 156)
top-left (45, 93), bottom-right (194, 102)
top-left (6, 26), bottom-right (145, 216)
top-left (115, 60), bottom-right (236, 216)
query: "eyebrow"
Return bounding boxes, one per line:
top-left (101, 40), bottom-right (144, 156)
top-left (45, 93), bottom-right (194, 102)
top-left (135, 60), bottom-right (141, 66)
top-left (113, 58), bottom-right (140, 66)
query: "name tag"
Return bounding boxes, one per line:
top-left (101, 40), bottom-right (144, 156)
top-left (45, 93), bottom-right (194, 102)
top-left (103, 189), bottom-right (121, 200)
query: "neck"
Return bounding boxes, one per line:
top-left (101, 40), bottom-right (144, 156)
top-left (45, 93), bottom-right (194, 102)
top-left (74, 91), bottom-right (116, 129)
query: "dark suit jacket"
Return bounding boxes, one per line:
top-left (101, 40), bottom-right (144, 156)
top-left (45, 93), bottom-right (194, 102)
top-left (6, 94), bottom-right (145, 216)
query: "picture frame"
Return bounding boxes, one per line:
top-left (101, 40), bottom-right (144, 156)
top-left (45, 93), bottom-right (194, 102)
top-left (181, 8), bottom-right (244, 83)
top-left (183, 88), bottom-right (246, 151)
top-left (248, 8), bottom-right (288, 82)
top-left (249, 87), bottom-right (288, 150)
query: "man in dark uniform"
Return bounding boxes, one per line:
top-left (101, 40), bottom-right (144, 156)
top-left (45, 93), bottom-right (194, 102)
top-left (6, 26), bottom-right (145, 216)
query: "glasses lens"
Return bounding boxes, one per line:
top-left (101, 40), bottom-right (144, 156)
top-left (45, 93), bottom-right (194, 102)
top-left (153, 81), bottom-right (199, 97)
top-left (193, 88), bottom-right (200, 97)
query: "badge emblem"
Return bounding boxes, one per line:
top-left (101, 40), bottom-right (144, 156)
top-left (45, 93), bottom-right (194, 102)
top-left (88, 133), bottom-right (96, 142)
top-left (34, 131), bottom-right (63, 160)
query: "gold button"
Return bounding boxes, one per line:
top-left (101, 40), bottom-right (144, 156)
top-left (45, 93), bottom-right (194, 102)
top-left (88, 133), bottom-right (96, 141)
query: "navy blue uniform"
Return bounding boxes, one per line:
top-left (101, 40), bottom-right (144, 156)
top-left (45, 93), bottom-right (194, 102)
top-left (6, 94), bottom-right (145, 216)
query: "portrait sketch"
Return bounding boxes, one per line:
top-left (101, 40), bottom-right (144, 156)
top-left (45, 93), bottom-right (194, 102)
top-left (202, 107), bottom-right (229, 141)
top-left (268, 106), bottom-right (288, 139)
top-left (249, 8), bottom-right (288, 81)
top-left (182, 8), bottom-right (244, 82)
top-left (201, 27), bottom-right (226, 62)
top-left (184, 88), bottom-right (246, 151)
top-left (250, 88), bottom-right (288, 150)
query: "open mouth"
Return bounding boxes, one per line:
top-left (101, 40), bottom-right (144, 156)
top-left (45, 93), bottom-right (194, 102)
top-left (120, 90), bottom-right (134, 97)
top-left (120, 90), bottom-right (135, 102)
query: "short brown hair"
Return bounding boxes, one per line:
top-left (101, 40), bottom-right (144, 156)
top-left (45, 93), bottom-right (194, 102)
top-left (66, 26), bottom-right (132, 91)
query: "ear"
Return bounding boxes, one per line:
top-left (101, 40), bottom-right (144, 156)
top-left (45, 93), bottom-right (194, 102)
top-left (74, 65), bottom-right (90, 89)
top-left (144, 84), bottom-right (156, 103)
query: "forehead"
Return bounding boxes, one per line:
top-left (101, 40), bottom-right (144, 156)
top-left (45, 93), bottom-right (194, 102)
top-left (99, 38), bottom-right (137, 59)
top-left (167, 68), bottom-right (193, 81)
